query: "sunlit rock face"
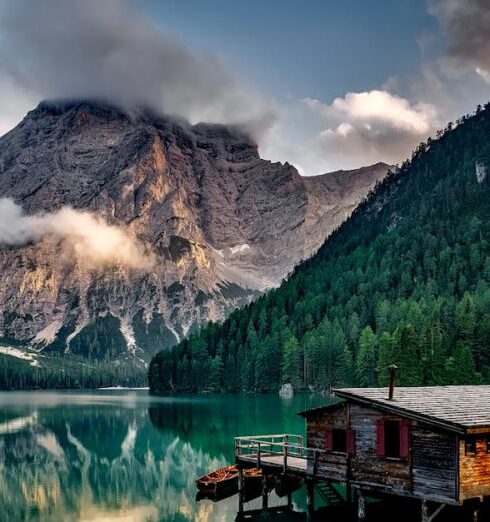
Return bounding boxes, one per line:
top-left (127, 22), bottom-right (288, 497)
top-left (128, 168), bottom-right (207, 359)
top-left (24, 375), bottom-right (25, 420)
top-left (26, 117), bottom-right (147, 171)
top-left (0, 100), bottom-right (389, 360)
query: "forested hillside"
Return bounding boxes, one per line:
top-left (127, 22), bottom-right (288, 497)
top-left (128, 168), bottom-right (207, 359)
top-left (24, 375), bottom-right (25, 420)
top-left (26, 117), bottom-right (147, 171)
top-left (149, 103), bottom-right (490, 393)
top-left (0, 345), bottom-right (146, 390)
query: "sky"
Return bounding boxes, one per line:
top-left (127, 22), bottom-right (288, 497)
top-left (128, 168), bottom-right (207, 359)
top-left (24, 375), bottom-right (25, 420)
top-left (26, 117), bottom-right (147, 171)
top-left (0, 0), bottom-right (489, 175)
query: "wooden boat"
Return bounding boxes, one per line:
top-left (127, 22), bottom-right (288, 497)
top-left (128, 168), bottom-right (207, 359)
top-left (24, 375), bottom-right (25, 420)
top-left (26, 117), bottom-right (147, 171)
top-left (196, 465), bottom-right (263, 497)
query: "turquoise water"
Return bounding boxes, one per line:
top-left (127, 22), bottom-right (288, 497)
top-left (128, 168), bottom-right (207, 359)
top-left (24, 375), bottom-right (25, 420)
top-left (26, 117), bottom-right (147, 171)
top-left (0, 391), bottom-right (327, 521)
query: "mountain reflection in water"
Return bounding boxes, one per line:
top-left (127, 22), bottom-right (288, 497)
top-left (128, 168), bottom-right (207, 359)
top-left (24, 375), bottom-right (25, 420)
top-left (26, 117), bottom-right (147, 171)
top-left (0, 391), bottom-right (326, 521)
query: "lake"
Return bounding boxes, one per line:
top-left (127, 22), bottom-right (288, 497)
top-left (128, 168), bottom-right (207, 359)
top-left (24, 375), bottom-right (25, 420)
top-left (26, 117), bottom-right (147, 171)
top-left (0, 390), bottom-right (328, 522)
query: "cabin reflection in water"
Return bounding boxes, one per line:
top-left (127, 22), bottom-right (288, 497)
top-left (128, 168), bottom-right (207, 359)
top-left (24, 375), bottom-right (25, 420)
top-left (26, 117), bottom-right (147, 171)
top-left (234, 385), bottom-right (490, 521)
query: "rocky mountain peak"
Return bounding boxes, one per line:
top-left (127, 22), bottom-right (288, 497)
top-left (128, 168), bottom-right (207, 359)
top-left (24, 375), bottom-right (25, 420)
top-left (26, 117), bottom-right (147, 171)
top-left (0, 99), bottom-right (389, 361)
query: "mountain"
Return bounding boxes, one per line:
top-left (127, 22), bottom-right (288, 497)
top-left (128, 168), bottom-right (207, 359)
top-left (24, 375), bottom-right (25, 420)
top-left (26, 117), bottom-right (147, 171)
top-left (149, 103), bottom-right (490, 393)
top-left (0, 99), bottom-right (388, 367)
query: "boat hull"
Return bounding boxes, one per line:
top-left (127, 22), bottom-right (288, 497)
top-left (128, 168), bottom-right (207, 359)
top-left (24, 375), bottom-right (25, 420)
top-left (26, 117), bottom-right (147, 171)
top-left (196, 465), bottom-right (264, 500)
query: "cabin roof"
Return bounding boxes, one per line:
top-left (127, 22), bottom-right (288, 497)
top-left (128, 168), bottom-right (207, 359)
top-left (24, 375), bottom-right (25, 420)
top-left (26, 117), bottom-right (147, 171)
top-left (297, 401), bottom-right (343, 417)
top-left (337, 386), bottom-right (490, 434)
top-left (300, 386), bottom-right (490, 434)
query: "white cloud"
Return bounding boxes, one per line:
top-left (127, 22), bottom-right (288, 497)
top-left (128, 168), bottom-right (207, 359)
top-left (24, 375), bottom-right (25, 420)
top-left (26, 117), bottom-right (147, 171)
top-left (476, 68), bottom-right (490, 85)
top-left (0, 198), bottom-right (153, 270)
top-left (304, 90), bottom-right (436, 135)
top-left (292, 90), bottom-right (439, 172)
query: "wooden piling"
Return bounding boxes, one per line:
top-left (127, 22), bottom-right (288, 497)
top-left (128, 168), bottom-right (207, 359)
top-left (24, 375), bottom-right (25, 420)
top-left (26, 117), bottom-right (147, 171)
top-left (238, 467), bottom-right (244, 515)
top-left (355, 488), bottom-right (367, 522)
top-left (306, 479), bottom-right (315, 516)
top-left (261, 471), bottom-right (268, 510)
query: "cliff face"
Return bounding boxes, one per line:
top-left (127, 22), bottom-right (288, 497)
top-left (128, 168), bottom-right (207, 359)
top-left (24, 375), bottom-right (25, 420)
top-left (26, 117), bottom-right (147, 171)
top-left (0, 100), bottom-right (388, 361)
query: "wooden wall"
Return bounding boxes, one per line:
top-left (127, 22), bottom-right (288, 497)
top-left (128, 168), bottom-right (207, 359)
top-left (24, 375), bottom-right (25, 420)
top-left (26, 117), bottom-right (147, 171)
top-left (305, 404), bottom-right (349, 481)
top-left (460, 438), bottom-right (490, 500)
top-left (349, 404), bottom-right (411, 495)
top-left (304, 402), bottom-right (458, 504)
top-left (411, 424), bottom-right (457, 502)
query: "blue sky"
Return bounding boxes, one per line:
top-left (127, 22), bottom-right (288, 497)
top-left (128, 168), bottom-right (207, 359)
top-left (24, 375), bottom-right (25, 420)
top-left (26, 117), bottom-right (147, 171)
top-left (0, 0), bottom-right (489, 174)
top-left (142, 0), bottom-right (437, 100)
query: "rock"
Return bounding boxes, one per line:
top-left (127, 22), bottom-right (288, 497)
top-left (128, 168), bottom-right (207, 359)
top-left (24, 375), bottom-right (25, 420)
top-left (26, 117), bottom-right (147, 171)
top-left (0, 99), bottom-right (389, 361)
top-left (476, 161), bottom-right (487, 184)
top-left (279, 383), bottom-right (294, 397)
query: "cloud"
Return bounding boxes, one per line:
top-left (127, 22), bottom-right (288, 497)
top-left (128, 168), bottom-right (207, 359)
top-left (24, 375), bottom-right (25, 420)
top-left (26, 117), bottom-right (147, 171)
top-left (0, 198), bottom-right (153, 270)
top-left (296, 90), bottom-right (438, 172)
top-left (430, 0), bottom-right (490, 83)
top-left (303, 90), bottom-right (436, 134)
top-left (0, 0), bottom-right (274, 134)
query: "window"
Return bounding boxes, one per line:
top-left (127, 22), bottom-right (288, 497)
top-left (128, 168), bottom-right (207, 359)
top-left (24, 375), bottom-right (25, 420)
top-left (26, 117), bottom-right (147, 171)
top-left (376, 418), bottom-right (410, 460)
top-left (384, 420), bottom-right (401, 458)
top-left (326, 428), bottom-right (356, 454)
top-left (465, 439), bottom-right (476, 456)
top-left (333, 429), bottom-right (347, 453)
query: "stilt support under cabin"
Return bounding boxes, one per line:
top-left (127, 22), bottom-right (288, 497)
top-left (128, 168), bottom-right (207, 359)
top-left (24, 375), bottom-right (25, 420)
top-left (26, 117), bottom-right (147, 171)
top-left (261, 471), bottom-right (268, 510)
top-left (237, 467), bottom-right (244, 516)
top-left (472, 501), bottom-right (481, 522)
top-left (306, 479), bottom-right (314, 520)
top-left (346, 482), bottom-right (352, 503)
top-left (355, 488), bottom-right (367, 522)
top-left (421, 500), bottom-right (447, 522)
top-left (421, 500), bottom-right (429, 522)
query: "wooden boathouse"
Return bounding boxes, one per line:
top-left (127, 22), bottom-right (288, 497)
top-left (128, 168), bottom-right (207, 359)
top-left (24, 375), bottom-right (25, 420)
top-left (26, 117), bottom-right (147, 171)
top-left (235, 382), bottom-right (490, 521)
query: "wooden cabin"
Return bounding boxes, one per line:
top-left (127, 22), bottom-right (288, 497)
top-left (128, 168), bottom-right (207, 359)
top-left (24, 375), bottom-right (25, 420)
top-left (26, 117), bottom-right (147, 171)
top-left (300, 385), bottom-right (490, 519)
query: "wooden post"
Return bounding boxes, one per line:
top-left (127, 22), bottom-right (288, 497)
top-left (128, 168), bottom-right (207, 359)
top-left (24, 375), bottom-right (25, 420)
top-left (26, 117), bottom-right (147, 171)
top-left (261, 471), bottom-right (268, 511)
top-left (346, 482), bottom-right (352, 504)
top-left (472, 505), bottom-right (480, 522)
top-left (283, 435), bottom-right (288, 473)
top-left (421, 500), bottom-right (429, 522)
top-left (238, 467), bottom-right (244, 515)
top-left (355, 488), bottom-right (367, 522)
top-left (306, 479), bottom-right (315, 517)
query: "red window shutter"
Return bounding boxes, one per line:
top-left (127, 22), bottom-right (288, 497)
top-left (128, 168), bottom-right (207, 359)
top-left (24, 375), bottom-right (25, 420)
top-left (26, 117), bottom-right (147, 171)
top-left (400, 419), bottom-right (410, 459)
top-left (347, 429), bottom-right (356, 455)
top-left (376, 419), bottom-right (385, 457)
top-left (325, 428), bottom-right (333, 451)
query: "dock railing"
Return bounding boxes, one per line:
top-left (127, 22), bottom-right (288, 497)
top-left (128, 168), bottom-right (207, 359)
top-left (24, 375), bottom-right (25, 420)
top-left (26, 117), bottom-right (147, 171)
top-left (235, 434), bottom-right (326, 474)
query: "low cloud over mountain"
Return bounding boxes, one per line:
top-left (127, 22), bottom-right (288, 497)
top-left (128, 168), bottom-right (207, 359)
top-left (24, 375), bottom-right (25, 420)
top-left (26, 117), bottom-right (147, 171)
top-left (0, 0), bottom-right (274, 135)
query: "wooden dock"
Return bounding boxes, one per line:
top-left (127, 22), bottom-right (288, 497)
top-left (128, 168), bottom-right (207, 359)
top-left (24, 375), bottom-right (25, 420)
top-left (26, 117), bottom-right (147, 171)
top-left (235, 434), bottom-right (342, 520)
top-left (235, 433), bottom-right (318, 474)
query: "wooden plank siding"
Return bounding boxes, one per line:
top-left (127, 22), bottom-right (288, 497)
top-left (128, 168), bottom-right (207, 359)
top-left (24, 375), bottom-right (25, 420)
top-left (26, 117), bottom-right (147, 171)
top-left (303, 402), bottom-right (460, 504)
top-left (411, 425), bottom-right (457, 501)
top-left (305, 404), bottom-right (349, 481)
top-left (349, 404), bottom-right (411, 495)
top-left (460, 438), bottom-right (490, 500)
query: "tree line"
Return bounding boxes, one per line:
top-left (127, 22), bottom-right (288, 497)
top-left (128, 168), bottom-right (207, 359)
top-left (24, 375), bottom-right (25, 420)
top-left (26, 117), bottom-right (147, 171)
top-left (0, 353), bottom-right (147, 390)
top-left (149, 103), bottom-right (490, 393)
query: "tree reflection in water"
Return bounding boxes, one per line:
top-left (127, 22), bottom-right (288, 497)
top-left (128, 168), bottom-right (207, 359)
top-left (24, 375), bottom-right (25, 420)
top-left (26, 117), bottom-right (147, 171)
top-left (0, 392), bottom-right (325, 521)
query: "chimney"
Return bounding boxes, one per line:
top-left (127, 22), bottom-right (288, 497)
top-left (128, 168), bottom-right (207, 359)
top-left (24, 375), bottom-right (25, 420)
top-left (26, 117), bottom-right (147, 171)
top-left (388, 365), bottom-right (398, 400)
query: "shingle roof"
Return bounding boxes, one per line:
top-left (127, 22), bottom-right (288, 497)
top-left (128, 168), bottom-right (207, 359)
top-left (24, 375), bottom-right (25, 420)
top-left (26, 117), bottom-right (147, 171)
top-left (331, 386), bottom-right (490, 434)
